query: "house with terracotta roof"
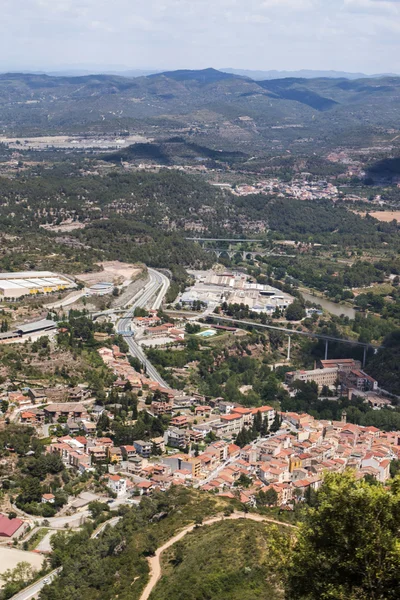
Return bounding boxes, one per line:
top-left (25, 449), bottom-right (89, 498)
top-left (106, 474), bottom-right (127, 496)
top-left (251, 405), bottom-right (276, 428)
top-left (170, 415), bottom-right (189, 428)
top-left (151, 401), bottom-right (173, 416)
top-left (231, 406), bottom-right (253, 426)
top-left (42, 493), bottom-right (55, 504)
top-left (218, 413), bottom-right (244, 435)
top-left (195, 405), bottom-right (212, 416)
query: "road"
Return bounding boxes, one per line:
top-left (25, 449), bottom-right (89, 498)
top-left (139, 511), bottom-right (297, 600)
top-left (10, 516), bottom-right (121, 600)
top-left (116, 268), bottom-right (171, 389)
top-left (92, 516), bottom-right (121, 538)
top-left (10, 568), bottom-right (61, 600)
top-left (45, 289), bottom-right (87, 309)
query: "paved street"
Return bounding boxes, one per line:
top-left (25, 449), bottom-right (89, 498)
top-left (116, 268), bottom-right (171, 388)
top-left (10, 568), bottom-right (60, 600)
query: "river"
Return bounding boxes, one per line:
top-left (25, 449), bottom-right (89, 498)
top-left (300, 291), bottom-right (356, 319)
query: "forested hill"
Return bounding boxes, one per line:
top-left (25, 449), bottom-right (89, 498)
top-left (0, 167), bottom-right (397, 245)
top-left (2, 69), bottom-right (400, 144)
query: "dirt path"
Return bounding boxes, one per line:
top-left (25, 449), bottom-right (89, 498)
top-left (139, 512), bottom-right (297, 600)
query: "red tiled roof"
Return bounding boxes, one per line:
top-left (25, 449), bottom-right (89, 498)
top-left (0, 515), bottom-right (24, 537)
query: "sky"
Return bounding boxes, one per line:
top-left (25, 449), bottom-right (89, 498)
top-left (2, 0), bottom-right (400, 74)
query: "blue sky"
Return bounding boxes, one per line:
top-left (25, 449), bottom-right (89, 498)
top-left (2, 0), bottom-right (400, 73)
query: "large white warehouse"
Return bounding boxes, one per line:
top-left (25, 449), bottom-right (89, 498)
top-left (0, 271), bottom-right (76, 299)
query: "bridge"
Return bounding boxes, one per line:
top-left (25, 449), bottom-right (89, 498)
top-left (186, 238), bottom-right (265, 243)
top-left (207, 315), bottom-right (381, 367)
top-left (202, 248), bottom-right (296, 260)
top-left (187, 237), bottom-right (295, 260)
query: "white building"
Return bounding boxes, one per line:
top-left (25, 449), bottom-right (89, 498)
top-left (0, 271), bottom-right (75, 299)
top-left (106, 474), bottom-right (127, 496)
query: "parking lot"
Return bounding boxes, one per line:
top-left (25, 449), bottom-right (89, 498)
top-left (0, 548), bottom-right (44, 587)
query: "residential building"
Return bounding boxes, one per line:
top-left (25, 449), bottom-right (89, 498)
top-left (151, 401), bottom-right (173, 416)
top-left (170, 415), bottom-right (189, 428)
top-left (120, 445), bottom-right (136, 460)
top-left (285, 367), bottom-right (339, 389)
top-left (150, 436), bottom-right (166, 453)
top-left (42, 493), bottom-right (55, 504)
top-left (133, 440), bottom-right (152, 458)
top-left (218, 413), bottom-right (244, 435)
top-left (106, 474), bottom-right (127, 497)
top-left (162, 454), bottom-right (201, 478)
top-left (108, 447), bottom-right (123, 463)
top-left (164, 427), bottom-right (187, 448)
top-left (44, 403), bottom-right (87, 421)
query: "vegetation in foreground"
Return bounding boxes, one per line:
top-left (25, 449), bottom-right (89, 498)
top-left (39, 487), bottom-right (235, 600)
top-left (150, 519), bottom-right (286, 600)
top-left (35, 471), bottom-right (400, 600)
top-left (287, 472), bottom-right (400, 600)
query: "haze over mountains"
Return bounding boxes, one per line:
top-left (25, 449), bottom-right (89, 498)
top-left (2, 67), bottom-right (397, 80)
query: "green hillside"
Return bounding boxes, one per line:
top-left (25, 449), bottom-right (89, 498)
top-left (151, 519), bottom-right (286, 600)
top-left (2, 70), bottom-right (400, 151)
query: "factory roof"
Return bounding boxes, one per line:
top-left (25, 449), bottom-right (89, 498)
top-left (0, 271), bottom-right (56, 279)
top-left (17, 319), bottom-right (57, 334)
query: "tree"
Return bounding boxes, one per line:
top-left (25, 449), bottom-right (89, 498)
top-left (88, 501), bottom-right (110, 519)
top-left (234, 473), bottom-right (252, 488)
top-left (390, 459), bottom-right (400, 478)
top-left (286, 472), bottom-right (400, 600)
top-left (173, 541), bottom-right (185, 566)
top-left (286, 300), bottom-right (306, 321)
top-left (270, 413), bottom-right (281, 433)
top-left (2, 561), bottom-right (36, 585)
top-left (151, 442), bottom-right (162, 456)
top-left (264, 487), bottom-right (278, 506)
top-left (258, 487), bottom-right (278, 506)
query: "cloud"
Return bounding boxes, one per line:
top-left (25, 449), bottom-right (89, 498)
top-left (0, 0), bottom-right (399, 74)
top-left (344, 0), bottom-right (400, 12)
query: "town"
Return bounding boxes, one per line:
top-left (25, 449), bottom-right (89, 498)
top-left (0, 328), bottom-right (396, 532)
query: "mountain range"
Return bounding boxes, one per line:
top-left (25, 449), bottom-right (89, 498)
top-left (3, 67), bottom-right (397, 80)
top-left (1, 68), bottom-right (400, 151)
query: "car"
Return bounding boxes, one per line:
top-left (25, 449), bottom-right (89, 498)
top-left (43, 578), bottom-right (50, 584)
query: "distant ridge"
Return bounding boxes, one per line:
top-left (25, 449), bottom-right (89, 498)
top-left (148, 67), bottom-right (242, 83)
top-left (1, 66), bottom-right (398, 81)
top-left (220, 68), bottom-right (399, 80)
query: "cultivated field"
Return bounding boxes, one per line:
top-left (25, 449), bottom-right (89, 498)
top-left (369, 211), bottom-right (400, 222)
top-left (0, 134), bottom-right (150, 150)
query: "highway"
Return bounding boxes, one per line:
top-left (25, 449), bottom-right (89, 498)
top-left (116, 268), bottom-right (171, 389)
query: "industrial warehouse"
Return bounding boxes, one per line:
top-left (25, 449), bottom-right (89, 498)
top-left (0, 271), bottom-right (76, 299)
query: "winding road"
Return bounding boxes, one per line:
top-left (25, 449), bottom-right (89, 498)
top-left (139, 511), bottom-right (297, 600)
